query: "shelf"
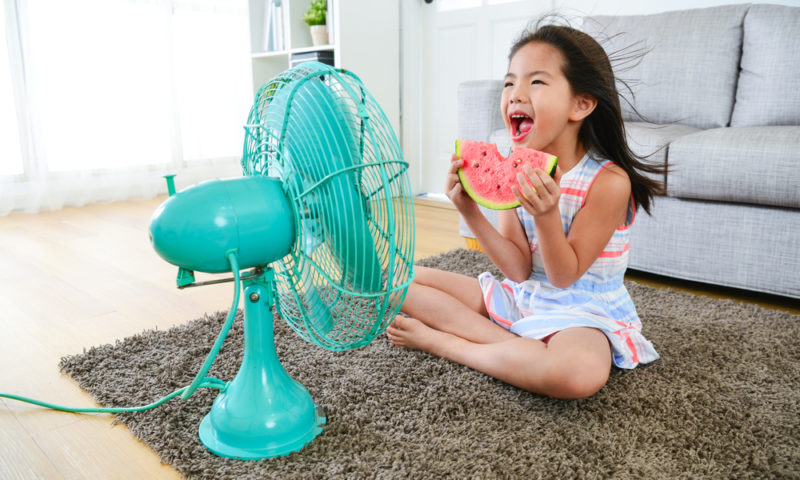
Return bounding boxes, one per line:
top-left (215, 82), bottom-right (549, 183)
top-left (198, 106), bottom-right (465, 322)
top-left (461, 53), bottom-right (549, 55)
top-left (251, 44), bottom-right (334, 59)
top-left (291, 44), bottom-right (334, 54)
top-left (246, 0), bottom-right (399, 135)
top-left (251, 50), bottom-right (289, 59)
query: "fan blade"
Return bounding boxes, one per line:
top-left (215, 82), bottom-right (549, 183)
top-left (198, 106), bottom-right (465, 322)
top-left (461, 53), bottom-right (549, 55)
top-left (269, 76), bottom-right (383, 293)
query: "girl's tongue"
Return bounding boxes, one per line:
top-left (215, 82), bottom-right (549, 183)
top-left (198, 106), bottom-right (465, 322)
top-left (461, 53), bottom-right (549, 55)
top-left (512, 117), bottom-right (534, 142)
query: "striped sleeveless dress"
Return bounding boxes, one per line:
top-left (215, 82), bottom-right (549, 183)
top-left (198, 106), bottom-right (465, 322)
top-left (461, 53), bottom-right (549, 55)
top-left (478, 153), bottom-right (659, 369)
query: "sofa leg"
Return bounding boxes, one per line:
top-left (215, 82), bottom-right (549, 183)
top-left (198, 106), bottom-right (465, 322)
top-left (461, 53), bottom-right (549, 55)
top-left (464, 237), bottom-right (484, 252)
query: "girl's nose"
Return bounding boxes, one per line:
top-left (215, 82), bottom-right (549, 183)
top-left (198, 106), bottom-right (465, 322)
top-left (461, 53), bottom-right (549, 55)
top-left (509, 86), bottom-right (527, 104)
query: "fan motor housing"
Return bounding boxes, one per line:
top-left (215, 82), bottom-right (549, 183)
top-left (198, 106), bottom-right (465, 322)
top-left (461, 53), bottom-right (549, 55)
top-left (149, 176), bottom-right (295, 273)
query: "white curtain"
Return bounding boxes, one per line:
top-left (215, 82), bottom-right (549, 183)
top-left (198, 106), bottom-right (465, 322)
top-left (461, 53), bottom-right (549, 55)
top-left (0, 0), bottom-right (253, 215)
top-left (1, 1), bottom-right (24, 178)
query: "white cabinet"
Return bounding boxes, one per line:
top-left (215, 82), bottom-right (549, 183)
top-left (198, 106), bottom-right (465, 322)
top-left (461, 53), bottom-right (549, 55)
top-left (247, 0), bottom-right (400, 133)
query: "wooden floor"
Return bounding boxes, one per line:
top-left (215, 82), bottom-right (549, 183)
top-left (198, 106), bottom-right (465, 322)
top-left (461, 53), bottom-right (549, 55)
top-left (0, 197), bottom-right (796, 480)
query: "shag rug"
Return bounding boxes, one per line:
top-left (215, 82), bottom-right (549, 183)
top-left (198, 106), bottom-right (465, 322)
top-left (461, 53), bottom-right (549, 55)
top-left (60, 249), bottom-right (799, 479)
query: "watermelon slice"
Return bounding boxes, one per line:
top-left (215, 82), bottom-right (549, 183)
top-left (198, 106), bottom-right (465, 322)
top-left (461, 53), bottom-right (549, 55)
top-left (455, 139), bottom-right (558, 210)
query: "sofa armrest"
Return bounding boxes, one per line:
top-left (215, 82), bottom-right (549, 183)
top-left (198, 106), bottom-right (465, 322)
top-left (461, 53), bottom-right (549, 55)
top-left (457, 80), bottom-right (505, 143)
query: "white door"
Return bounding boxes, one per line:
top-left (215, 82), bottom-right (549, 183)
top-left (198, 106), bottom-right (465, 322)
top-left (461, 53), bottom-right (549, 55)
top-left (401, 0), bottom-right (551, 197)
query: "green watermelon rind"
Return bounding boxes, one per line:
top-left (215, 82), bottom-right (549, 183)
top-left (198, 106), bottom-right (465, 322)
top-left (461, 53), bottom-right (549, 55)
top-left (455, 139), bottom-right (558, 210)
top-left (458, 169), bottom-right (520, 210)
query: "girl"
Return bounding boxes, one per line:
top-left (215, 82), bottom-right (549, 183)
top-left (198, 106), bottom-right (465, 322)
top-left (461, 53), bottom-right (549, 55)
top-left (387, 23), bottom-right (663, 399)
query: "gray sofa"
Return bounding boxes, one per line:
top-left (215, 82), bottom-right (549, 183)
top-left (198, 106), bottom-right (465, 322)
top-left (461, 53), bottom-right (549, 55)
top-left (457, 3), bottom-right (800, 299)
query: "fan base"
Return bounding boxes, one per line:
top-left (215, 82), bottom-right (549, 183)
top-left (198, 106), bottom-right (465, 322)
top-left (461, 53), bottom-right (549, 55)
top-left (198, 405), bottom-right (326, 460)
top-left (196, 276), bottom-right (327, 460)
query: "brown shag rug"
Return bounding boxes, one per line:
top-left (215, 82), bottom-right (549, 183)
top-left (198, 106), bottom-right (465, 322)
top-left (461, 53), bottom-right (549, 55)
top-left (60, 249), bottom-right (799, 479)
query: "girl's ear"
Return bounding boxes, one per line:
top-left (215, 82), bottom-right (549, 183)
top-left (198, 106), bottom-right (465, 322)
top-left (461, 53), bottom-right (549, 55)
top-left (569, 93), bottom-right (598, 122)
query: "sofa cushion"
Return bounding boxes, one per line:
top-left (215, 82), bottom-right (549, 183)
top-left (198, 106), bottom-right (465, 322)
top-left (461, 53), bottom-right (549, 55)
top-left (625, 122), bottom-right (700, 185)
top-left (730, 5), bottom-right (800, 127)
top-left (582, 4), bottom-right (749, 129)
top-left (667, 126), bottom-right (800, 209)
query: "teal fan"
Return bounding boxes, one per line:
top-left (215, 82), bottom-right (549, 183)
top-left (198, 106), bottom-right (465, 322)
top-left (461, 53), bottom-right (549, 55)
top-left (148, 62), bottom-right (415, 459)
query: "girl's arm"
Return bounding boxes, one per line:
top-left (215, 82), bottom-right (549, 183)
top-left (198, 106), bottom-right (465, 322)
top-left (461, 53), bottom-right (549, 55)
top-left (515, 164), bottom-right (631, 288)
top-left (462, 208), bottom-right (532, 282)
top-left (446, 156), bottom-right (532, 282)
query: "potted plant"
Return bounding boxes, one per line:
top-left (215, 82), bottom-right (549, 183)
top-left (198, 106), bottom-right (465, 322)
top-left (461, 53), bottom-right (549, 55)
top-left (303, 0), bottom-right (327, 46)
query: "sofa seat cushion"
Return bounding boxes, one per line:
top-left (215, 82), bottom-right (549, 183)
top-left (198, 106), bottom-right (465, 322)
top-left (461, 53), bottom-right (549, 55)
top-left (625, 122), bottom-right (700, 184)
top-left (667, 126), bottom-right (800, 209)
top-left (731, 4), bottom-right (800, 127)
top-left (629, 196), bottom-right (800, 299)
top-left (581, 4), bottom-right (749, 130)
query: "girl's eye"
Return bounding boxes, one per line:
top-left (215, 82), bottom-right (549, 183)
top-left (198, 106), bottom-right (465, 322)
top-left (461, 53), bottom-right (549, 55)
top-left (504, 82), bottom-right (513, 88)
top-left (532, 80), bottom-right (544, 85)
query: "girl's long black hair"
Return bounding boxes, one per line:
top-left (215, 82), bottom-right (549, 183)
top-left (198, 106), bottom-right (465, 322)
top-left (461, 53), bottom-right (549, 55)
top-left (509, 21), bottom-right (665, 215)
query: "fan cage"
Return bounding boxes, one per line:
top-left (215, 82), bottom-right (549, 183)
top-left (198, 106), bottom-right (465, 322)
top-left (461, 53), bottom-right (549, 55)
top-left (242, 62), bottom-right (415, 350)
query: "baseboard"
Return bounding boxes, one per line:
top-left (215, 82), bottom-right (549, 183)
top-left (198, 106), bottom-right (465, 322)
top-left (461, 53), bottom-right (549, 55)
top-left (414, 193), bottom-right (454, 210)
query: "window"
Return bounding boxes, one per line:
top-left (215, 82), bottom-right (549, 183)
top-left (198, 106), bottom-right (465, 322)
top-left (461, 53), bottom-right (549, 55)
top-left (437, 0), bottom-right (482, 12)
top-left (1, 0), bottom-right (252, 213)
top-left (437, 0), bottom-right (524, 12)
top-left (25, 0), bottom-right (173, 171)
top-left (172, 4), bottom-right (253, 163)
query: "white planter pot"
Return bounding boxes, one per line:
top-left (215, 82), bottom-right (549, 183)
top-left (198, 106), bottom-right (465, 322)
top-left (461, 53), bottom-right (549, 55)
top-left (310, 25), bottom-right (328, 46)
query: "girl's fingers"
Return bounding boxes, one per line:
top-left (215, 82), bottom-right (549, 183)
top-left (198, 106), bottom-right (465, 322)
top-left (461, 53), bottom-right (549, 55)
top-left (552, 165), bottom-right (563, 184)
top-left (515, 166), bottom-right (562, 216)
top-left (448, 177), bottom-right (467, 198)
top-left (511, 185), bottom-right (528, 206)
top-left (447, 158), bottom-right (466, 193)
top-left (515, 174), bottom-right (542, 212)
top-left (446, 181), bottom-right (459, 201)
top-left (517, 169), bottom-right (540, 199)
top-left (537, 169), bottom-right (558, 196)
top-left (445, 171), bottom-right (460, 189)
top-left (448, 161), bottom-right (463, 178)
top-left (513, 184), bottom-right (540, 214)
top-left (525, 167), bottom-right (558, 197)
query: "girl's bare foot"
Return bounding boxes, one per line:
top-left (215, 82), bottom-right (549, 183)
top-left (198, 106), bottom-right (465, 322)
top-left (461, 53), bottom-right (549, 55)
top-left (387, 315), bottom-right (437, 351)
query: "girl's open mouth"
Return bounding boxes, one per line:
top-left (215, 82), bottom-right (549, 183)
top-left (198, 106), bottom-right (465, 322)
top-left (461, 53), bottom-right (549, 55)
top-left (509, 111), bottom-right (534, 142)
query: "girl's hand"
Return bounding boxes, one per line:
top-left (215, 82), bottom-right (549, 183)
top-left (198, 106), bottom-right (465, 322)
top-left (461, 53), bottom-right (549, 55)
top-left (446, 154), bottom-right (479, 216)
top-left (512, 165), bottom-right (562, 217)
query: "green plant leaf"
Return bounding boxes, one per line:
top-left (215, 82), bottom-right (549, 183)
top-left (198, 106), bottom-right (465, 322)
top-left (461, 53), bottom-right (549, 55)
top-left (303, 0), bottom-right (326, 26)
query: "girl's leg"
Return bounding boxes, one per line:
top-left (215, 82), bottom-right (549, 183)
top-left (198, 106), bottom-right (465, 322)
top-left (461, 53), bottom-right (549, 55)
top-left (411, 266), bottom-right (488, 315)
top-left (401, 266), bottom-right (515, 344)
top-left (388, 317), bottom-right (612, 399)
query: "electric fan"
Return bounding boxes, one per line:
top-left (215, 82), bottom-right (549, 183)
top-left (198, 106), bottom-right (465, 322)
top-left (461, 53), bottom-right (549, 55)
top-left (148, 61), bottom-right (415, 459)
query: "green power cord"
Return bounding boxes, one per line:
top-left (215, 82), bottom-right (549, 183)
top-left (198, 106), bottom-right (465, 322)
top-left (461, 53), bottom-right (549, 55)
top-left (180, 251), bottom-right (240, 400)
top-left (0, 378), bottom-right (226, 413)
top-left (0, 252), bottom-right (242, 415)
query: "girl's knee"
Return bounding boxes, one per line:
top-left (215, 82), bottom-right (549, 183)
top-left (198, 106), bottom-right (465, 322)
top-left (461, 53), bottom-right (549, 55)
top-left (542, 351), bottom-right (610, 399)
top-left (413, 265), bottom-right (441, 285)
top-left (411, 266), bottom-right (431, 287)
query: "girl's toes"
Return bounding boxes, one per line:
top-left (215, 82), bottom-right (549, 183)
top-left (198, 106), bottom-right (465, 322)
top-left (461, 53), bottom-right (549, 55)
top-left (391, 315), bottom-right (411, 330)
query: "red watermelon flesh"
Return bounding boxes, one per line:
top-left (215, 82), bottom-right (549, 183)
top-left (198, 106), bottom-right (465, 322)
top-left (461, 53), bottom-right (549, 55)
top-left (455, 139), bottom-right (558, 210)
